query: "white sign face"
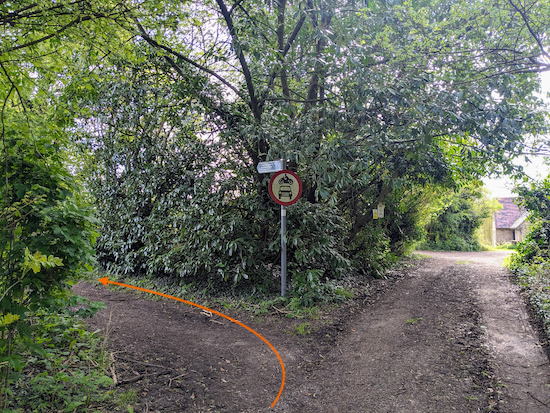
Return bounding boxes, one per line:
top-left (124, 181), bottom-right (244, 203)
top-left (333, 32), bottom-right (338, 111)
top-left (257, 160), bottom-right (284, 174)
top-left (377, 203), bottom-right (385, 218)
top-left (269, 170), bottom-right (302, 206)
top-left (373, 204), bottom-right (385, 219)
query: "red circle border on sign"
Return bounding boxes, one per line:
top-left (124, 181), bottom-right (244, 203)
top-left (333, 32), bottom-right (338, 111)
top-left (268, 170), bottom-right (303, 206)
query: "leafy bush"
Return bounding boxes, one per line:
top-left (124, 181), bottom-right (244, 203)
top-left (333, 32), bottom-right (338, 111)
top-left (507, 177), bottom-right (550, 340)
top-left (514, 178), bottom-right (550, 264)
top-left (1, 107), bottom-right (97, 409)
top-left (508, 256), bottom-right (550, 338)
top-left (3, 295), bottom-right (114, 412)
top-left (514, 221), bottom-right (550, 262)
top-left (420, 184), bottom-right (495, 251)
top-left (79, 53), bottom-right (358, 298)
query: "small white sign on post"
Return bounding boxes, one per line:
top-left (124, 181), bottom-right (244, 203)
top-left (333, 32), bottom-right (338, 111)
top-left (257, 160), bottom-right (284, 174)
top-left (377, 203), bottom-right (385, 219)
top-left (373, 204), bottom-right (385, 219)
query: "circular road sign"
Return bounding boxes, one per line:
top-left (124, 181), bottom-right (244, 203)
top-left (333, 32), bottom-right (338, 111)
top-left (269, 170), bottom-right (303, 206)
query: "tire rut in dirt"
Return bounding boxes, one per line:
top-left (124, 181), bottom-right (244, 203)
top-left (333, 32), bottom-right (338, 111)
top-left (278, 262), bottom-right (499, 412)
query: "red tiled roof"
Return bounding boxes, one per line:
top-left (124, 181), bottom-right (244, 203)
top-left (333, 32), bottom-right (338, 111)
top-left (495, 197), bottom-right (526, 229)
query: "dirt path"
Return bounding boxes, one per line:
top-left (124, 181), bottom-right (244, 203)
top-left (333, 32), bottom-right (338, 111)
top-left (74, 251), bottom-right (550, 412)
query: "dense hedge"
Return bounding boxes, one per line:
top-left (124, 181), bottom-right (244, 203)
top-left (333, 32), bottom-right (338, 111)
top-left (507, 178), bottom-right (550, 339)
top-left (419, 185), bottom-right (494, 251)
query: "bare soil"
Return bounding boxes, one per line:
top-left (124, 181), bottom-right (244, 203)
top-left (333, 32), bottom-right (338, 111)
top-left (73, 251), bottom-right (550, 412)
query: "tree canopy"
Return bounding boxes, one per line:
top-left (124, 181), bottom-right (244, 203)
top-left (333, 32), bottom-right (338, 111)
top-left (3, 0), bottom-right (550, 297)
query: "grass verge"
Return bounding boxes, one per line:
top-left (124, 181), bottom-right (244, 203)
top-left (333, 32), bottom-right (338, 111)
top-left (507, 257), bottom-right (550, 342)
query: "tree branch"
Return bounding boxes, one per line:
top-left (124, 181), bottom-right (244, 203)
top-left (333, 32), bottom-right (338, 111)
top-left (0, 1), bottom-right (85, 24)
top-left (2, 14), bottom-right (94, 55)
top-left (134, 20), bottom-right (244, 100)
top-left (507, 0), bottom-right (550, 63)
top-left (215, 0), bottom-right (261, 120)
top-left (276, 0), bottom-right (291, 101)
top-left (260, 8), bottom-right (307, 110)
top-left (1, 83), bottom-right (15, 203)
top-left (263, 96), bottom-right (334, 104)
top-left (305, 1), bottom-right (332, 105)
top-left (0, 60), bottom-right (39, 157)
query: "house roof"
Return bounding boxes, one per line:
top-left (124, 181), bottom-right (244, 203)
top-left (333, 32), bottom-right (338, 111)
top-left (495, 197), bottom-right (527, 229)
top-left (511, 212), bottom-right (530, 229)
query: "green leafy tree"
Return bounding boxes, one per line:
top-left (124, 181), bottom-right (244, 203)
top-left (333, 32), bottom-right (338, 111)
top-left (0, 87), bottom-right (99, 409)
top-left (0, 1), bottom-right (124, 407)
top-left (73, 0), bottom-right (549, 292)
top-left (420, 184), bottom-right (496, 251)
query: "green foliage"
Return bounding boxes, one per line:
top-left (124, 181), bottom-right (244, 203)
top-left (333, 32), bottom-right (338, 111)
top-left (495, 243), bottom-right (518, 251)
top-left (2, 295), bottom-right (113, 412)
top-left (23, 0), bottom-right (539, 305)
top-left (406, 317), bottom-right (423, 325)
top-left (513, 177), bottom-right (550, 263)
top-left (290, 321), bottom-right (312, 336)
top-left (420, 184), bottom-right (495, 251)
top-left (508, 257), bottom-right (550, 342)
top-left (351, 187), bottom-right (426, 276)
top-left (1, 6), bottom-right (102, 406)
top-left (75, 49), bottom-right (356, 295)
top-left (0, 0), bottom-right (547, 306)
top-left (514, 220), bottom-right (550, 263)
top-left (118, 389), bottom-right (138, 411)
top-left (68, 0), bottom-right (548, 300)
top-left (0, 2), bottom-right (197, 411)
top-left (507, 177), bottom-right (550, 347)
top-left (0, 106), bottom-right (98, 304)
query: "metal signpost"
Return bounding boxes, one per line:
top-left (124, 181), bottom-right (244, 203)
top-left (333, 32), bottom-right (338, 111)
top-left (258, 160), bottom-right (302, 296)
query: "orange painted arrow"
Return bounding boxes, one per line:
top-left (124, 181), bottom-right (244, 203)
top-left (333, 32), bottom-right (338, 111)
top-left (98, 277), bottom-right (285, 408)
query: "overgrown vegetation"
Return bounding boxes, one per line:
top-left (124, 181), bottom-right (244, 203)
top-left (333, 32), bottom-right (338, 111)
top-left (2, 295), bottom-right (115, 412)
top-left (69, 0), bottom-right (549, 299)
top-left (507, 177), bottom-right (550, 339)
top-left (1, 0), bottom-right (550, 407)
top-left (0, 79), bottom-right (101, 412)
top-left (0, 1), bottom-right (121, 408)
top-left (419, 184), bottom-right (500, 251)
